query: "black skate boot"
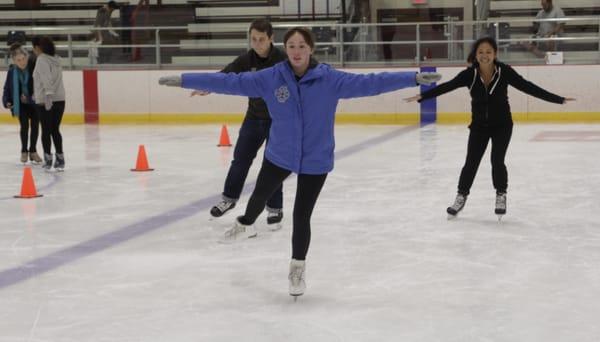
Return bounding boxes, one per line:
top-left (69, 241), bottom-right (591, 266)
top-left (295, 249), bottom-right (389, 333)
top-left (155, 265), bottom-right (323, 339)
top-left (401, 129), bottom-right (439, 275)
top-left (54, 153), bottom-right (65, 172)
top-left (210, 198), bottom-right (236, 217)
top-left (43, 153), bottom-right (53, 171)
top-left (447, 193), bottom-right (467, 218)
top-left (495, 192), bottom-right (507, 220)
top-left (266, 207), bottom-right (283, 231)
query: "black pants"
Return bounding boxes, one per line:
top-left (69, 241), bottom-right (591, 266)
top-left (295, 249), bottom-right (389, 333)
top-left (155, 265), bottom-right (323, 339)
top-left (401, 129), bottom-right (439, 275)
top-left (239, 159), bottom-right (327, 260)
top-left (38, 101), bottom-right (65, 155)
top-left (18, 104), bottom-right (39, 153)
top-left (458, 123), bottom-right (513, 195)
top-left (223, 118), bottom-right (282, 209)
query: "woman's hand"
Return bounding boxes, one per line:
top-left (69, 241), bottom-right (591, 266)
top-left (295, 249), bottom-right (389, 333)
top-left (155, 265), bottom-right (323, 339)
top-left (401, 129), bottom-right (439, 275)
top-left (158, 75), bottom-right (182, 87)
top-left (404, 95), bottom-right (422, 103)
top-left (6, 102), bottom-right (12, 109)
top-left (20, 94), bottom-right (28, 103)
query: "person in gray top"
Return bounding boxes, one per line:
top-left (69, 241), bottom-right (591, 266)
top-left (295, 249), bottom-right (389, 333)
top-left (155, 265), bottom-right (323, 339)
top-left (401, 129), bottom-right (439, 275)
top-left (32, 37), bottom-right (66, 171)
top-left (94, 0), bottom-right (120, 63)
top-left (527, 0), bottom-right (565, 57)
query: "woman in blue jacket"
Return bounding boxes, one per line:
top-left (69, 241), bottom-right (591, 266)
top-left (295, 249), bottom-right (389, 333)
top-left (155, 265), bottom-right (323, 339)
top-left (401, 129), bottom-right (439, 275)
top-left (159, 27), bottom-right (441, 297)
top-left (2, 44), bottom-right (42, 164)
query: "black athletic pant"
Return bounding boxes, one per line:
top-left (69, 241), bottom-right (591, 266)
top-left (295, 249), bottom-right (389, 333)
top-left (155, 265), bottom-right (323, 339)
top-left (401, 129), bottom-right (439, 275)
top-left (38, 101), bottom-right (65, 155)
top-left (239, 158), bottom-right (327, 260)
top-left (458, 123), bottom-right (513, 195)
top-left (18, 104), bottom-right (39, 153)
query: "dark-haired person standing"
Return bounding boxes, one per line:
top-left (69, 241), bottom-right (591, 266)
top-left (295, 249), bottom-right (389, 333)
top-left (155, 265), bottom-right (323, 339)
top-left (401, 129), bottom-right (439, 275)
top-left (94, 0), bottom-right (120, 64)
top-left (405, 37), bottom-right (574, 219)
top-left (195, 19), bottom-right (287, 230)
top-left (159, 27), bottom-right (441, 297)
top-left (32, 37), bottom-right (66, 171)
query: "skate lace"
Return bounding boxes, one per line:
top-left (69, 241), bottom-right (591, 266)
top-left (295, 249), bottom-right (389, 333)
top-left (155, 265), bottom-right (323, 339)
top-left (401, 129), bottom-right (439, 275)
top-left (289, 267), bottom-right (304, 285)
top-left (495, 194), bottom-right (506, 209)
top-left (451, 195), bottom-right (466, 210)
top-left (215, 201), bottom-right (233, 212)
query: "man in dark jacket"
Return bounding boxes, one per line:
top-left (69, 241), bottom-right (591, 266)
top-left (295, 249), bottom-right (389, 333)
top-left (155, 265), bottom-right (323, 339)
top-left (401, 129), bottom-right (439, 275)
top-left (197, 19), bottom-right (287, 229)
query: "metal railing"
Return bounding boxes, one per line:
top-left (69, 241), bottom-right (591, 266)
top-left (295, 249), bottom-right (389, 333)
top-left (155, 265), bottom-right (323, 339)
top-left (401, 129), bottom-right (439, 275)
top-left (2, 16), bottom-right (600, 69)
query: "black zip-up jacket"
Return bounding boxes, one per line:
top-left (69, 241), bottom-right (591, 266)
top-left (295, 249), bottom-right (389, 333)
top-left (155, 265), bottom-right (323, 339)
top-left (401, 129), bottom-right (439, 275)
top-left (419, 61), bottom-right (565, 126)
top-left (221, 44), bottom-right (287, 120)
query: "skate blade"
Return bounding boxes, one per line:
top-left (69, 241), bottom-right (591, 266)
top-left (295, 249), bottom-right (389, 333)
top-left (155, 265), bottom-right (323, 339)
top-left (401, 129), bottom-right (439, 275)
top-left (267, 223), bottom-right (283, 231)
top-left (497, 214), bottom-right (504, 222)
top-left (290, 293), bottom-right (303, 301)
top-left (447, 214), bottom-right (457, 220)
top-left (217, 232), bottom-right (257, 244)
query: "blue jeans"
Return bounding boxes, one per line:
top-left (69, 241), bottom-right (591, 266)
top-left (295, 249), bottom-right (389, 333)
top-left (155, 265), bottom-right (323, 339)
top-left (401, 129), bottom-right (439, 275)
top-left (223, 118), bottom-right (283, 210)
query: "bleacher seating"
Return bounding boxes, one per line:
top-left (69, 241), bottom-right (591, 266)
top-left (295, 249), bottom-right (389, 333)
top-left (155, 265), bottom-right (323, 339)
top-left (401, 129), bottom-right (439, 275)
top-left (487, 0), bottom-right (600, 55)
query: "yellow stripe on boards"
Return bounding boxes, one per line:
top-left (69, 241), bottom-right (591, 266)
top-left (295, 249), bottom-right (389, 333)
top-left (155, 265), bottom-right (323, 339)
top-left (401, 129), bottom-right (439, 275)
top-left (0, 113), bottom-right (84, 124)
top-left (437, 112), bottom-right (600, 124)
top-left (2, 112), bottom-right (600, 125)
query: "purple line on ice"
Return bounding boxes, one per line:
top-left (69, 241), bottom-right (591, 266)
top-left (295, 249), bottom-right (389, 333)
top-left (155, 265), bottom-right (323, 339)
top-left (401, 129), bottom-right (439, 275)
top-left (0, 125), bottom-right (418, 289)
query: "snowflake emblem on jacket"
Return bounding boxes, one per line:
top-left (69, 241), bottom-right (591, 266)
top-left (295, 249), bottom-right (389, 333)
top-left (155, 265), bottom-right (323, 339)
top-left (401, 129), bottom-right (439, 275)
top-left (275, 85), bottom-right (290, 103)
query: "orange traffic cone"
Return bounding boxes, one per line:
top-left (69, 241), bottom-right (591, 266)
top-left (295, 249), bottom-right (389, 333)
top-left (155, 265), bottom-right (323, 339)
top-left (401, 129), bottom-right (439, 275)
top-left (217, 124), bottom-right (232, 147)
top-left (131, 145), bottom-right (154, 172)
top-left (14, 166), bottom-right (43, 198)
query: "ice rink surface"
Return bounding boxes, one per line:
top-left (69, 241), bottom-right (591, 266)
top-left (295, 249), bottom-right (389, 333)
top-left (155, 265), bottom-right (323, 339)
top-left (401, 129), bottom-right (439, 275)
top-left (0, 123), bottom-right (599, 342)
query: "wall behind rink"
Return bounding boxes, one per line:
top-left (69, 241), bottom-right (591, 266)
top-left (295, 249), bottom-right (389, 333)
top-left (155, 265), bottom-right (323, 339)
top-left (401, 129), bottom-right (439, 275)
top-left (0, 65), bottom-right (597, 124)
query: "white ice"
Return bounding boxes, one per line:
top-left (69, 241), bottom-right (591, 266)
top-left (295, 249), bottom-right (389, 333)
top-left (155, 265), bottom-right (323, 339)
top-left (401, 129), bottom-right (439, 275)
top-left (0, 123), bottom-right (599, 342)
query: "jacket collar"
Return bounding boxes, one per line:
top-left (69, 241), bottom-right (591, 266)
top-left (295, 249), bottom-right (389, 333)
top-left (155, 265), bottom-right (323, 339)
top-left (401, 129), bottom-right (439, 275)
top-left (282, 57), bottom-right (324, 83)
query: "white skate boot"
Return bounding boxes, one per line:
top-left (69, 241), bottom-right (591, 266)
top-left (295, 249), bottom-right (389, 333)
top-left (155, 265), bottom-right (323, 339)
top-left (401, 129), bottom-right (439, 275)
top-left (288, 259), bottom-right (306, 300)
top-left (219, 216), bottom-right (257, 244)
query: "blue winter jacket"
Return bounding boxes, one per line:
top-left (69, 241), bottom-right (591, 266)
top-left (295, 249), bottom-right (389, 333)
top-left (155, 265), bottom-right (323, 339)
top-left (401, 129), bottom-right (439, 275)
top-left (182, 61), bottom-right (417, 174)
top-left (3, 64), bottom-right (35, 116)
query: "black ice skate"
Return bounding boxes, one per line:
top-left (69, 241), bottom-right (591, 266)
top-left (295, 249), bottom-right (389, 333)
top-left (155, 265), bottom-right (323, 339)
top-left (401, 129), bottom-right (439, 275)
top-left (447, 193), bottom-right (467, 218)
top-left (43, 153), bottom-right (53, 171)
top-left (266, 207), bottom-right (283, 231)
top-left (54, 153), bottom-right (65, 172)
top-left (495, 192), bottom-right (507, 221)
top-left (210, 198), bottom-right (236, 217)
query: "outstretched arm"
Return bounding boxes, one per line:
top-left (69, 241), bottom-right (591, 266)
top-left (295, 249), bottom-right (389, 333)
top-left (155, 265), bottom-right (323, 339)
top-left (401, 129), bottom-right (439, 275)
top-left (505, 65), bottom-right (568, 104)
top-left (330, 69), bottom-right (440, 99)
top-left (190, 54), bottom-right (245, 97)
top-left (159, 69), bottom-right (269, 98)
top-left (415, 69), bottom-right (471, 102)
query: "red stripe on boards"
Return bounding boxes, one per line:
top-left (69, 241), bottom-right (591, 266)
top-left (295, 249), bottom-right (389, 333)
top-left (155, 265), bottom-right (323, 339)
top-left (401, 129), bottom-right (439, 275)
top-left (83, 70), bottom-right (99, 124)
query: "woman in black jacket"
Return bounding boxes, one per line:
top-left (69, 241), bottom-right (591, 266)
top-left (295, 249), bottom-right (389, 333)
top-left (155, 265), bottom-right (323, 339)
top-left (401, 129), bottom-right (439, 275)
top-left (405, 37), bottom-right (574, 219)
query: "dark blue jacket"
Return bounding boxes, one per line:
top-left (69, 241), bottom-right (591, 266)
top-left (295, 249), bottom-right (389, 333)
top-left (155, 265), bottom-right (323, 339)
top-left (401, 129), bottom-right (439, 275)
top-left (182, 61), bottom-right (418, 174)
top-left (3, 63), bottom-right (35, 116)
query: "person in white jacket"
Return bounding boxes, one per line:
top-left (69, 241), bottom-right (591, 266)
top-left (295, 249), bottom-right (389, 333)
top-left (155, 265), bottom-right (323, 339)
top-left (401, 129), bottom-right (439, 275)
top-left (32, 36), bottom-right (66, 171)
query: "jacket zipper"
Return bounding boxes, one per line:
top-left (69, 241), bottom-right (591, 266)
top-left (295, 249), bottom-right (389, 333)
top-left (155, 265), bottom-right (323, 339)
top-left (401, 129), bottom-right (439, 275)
top-left (297, 82), bottom-right (304, 172)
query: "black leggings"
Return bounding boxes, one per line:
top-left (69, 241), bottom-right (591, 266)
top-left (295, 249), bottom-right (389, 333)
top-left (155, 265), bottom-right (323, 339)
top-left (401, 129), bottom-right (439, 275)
top-left (18, 104), bottom-right (39, 153)
top-left (239, 158), bottom-right (327, 260)
top-left (38, 101), bottom-right (65, 155)
top-left (458, 123), bottom-right (513, 195)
